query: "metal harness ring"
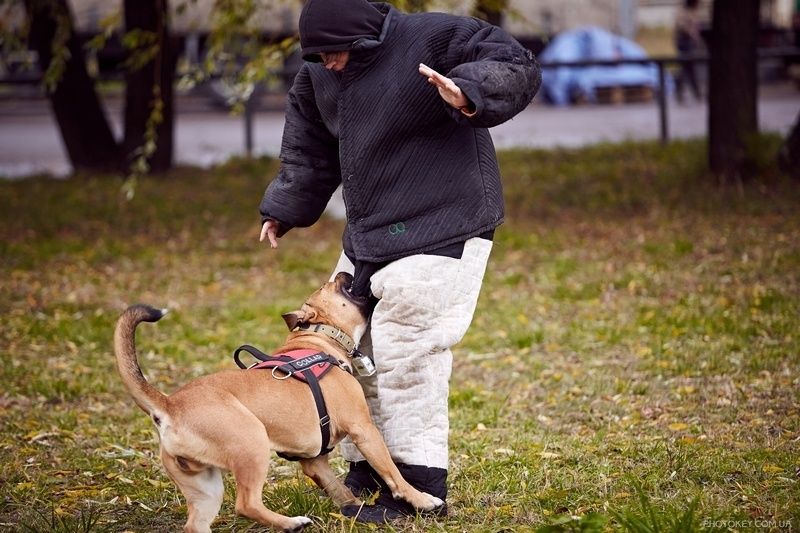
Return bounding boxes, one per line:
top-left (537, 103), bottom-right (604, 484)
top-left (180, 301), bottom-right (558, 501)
top-left (271, 366), bottom-right (293, 380)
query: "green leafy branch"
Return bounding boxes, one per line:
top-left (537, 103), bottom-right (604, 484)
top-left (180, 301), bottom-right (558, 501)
top-left (42, 1), bottom-right (70, 93)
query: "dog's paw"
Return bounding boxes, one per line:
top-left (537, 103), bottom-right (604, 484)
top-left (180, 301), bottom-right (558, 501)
top-left (419, 492), bottom-right (445, 511)
top-left (283, 516), bottom-right (312, 532)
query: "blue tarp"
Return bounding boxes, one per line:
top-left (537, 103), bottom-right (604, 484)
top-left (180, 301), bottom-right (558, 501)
top-left (539, 26), bottom-right (666, 105)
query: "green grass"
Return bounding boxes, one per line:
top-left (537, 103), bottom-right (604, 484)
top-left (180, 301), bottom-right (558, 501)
top-left (1, 139), bottom-right (798, 531)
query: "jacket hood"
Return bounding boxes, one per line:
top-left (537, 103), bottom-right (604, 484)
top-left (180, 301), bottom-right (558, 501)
top-left (299, 0), bottom-right (386, 62)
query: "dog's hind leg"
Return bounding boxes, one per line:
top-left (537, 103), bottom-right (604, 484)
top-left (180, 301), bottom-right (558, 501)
top-left (226, 426), bottom-right (312, 532)
top-left (231, 454), bottom-right (312, 532)
top-left (300, 455), bottom-right (361, 508)
top-left (161, 448), bottom-right (223, 533)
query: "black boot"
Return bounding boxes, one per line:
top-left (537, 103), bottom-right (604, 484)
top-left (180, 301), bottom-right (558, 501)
top-left (343, 461), bottom-right (384, 498)
top-left (341, 463), bottom-right (448, 524)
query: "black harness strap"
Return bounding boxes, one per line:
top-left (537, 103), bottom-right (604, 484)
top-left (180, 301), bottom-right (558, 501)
top-left (233, 345), bottom-right (338, 459)
top-left (296, 366), bottom-right (333, 459)
top-left (233, 344), bottom-right (273, 369)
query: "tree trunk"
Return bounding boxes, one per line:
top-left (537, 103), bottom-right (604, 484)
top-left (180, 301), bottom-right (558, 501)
top-left (25, 0), bottom-right (121, 173)
top-left (707, 0), bottom-right (760, 183)
top-left (123, 0), bottom-right (177, 174)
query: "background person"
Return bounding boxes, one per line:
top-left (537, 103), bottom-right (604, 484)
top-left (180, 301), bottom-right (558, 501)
top-left (674, 0), bottom-right (705, 102)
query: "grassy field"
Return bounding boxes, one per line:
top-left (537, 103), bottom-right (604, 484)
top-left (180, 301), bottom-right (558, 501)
top-left (1, 139), bottom-right (798, 532)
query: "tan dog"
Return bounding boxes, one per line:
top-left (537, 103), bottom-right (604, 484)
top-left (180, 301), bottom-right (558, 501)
top-left (114, 272), bottom-right (443, 532)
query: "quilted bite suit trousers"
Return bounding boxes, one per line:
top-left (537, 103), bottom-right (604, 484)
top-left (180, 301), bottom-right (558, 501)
top-left (330, 237), bottom-right (492, 469)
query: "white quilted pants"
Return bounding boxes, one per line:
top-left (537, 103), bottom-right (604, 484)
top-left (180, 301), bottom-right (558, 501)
top-left (331, 237), bottom-right (492, 469)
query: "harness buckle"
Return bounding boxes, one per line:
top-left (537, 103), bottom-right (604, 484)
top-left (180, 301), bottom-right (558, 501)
top-left (319, 414), bottom-right (331, 427)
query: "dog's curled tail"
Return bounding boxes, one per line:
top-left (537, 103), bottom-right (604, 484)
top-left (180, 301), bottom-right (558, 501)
top-left (114, 304), bottom-right (169, 415)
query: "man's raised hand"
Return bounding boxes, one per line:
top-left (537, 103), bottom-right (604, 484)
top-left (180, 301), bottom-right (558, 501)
top-left (418, 63), bottom-right (471, 111)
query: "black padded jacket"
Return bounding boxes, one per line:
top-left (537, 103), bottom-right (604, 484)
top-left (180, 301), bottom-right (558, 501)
top-left (259, 3), bottom-right (540, 263)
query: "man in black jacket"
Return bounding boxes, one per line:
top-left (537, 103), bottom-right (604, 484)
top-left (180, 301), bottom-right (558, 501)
top-left (259, 0), bottom-right (540, 523)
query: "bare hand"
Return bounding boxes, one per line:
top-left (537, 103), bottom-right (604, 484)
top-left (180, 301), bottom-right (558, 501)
top-left (259, 220), bottom-right (279, 249)
top-left (418, 63), bottom-right (470, 110)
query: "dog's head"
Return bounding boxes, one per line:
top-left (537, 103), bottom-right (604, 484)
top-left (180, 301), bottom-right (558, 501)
top-left (281, 272), bottom-right (371, 344)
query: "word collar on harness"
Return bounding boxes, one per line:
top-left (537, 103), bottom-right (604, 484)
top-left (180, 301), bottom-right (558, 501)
top-left (234, 347), bottom-right (347, 380)
top-left (233, 345), bottom-right (346, 460)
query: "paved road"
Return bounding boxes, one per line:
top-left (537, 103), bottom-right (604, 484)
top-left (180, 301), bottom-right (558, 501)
top-left (0, 84), bottom-right (797, 178)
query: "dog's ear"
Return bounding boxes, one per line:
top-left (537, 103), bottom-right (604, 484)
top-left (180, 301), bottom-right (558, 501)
top-left (282, 306), bottom-right (320, 330)
top-left (282, 310), bottom-right (306, 331)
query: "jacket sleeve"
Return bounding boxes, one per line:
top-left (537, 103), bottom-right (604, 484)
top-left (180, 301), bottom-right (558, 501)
top-left (444, 19), bottom-right (541, 128)
top-left (259, 65), bottom-right (341, 235)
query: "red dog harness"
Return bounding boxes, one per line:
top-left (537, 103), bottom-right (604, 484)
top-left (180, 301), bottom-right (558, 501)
top-left (233, 344), bottom-right (347, 459)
